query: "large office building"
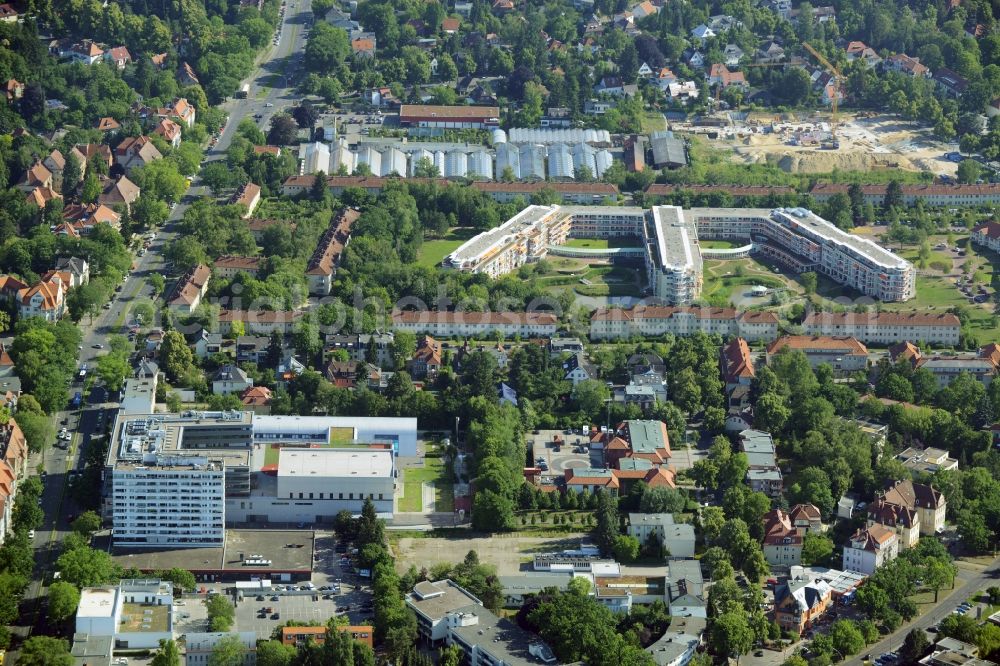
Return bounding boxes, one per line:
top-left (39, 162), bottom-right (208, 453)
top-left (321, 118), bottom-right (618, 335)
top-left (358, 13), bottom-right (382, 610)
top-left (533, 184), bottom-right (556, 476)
top-left (445, 205), bottom-right (914, 305)
top-left (105, 411), bottom-right (418, 547)
top-left (105, 412), bottom-right (252, 548)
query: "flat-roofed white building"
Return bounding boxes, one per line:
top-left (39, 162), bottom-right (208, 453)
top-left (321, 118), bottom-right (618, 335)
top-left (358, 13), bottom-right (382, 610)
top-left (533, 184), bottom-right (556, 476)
top-left (269, 447), bottom-right (395, 516)
top-left (252, 414), bottom-right (417, 456)
top-left (76, 580), bottom-right (174, 650)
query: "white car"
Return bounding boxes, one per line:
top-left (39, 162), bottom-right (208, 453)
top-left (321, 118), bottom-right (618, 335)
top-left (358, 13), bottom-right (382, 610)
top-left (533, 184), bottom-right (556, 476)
top-left (28, 530), bottom-right (35, 538)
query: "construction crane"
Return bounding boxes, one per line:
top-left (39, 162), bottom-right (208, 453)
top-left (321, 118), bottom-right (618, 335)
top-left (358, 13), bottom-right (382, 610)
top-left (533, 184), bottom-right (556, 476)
top-left (802, 41), bottom-right (843, 148)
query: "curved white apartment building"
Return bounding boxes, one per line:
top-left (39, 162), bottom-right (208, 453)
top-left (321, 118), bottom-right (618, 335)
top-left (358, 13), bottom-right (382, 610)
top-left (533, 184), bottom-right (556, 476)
top-left (444, 205), bottom-right (914, 304)
top-left (444, 204), bottom-right (702, 304)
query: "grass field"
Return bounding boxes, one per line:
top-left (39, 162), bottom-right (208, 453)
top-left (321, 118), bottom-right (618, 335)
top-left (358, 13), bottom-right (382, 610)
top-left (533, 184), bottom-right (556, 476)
top-left (399, 456), bottom-right (454, 513)
top-left (416, 228), bottom-right (479, 269)
top-left (642, 112), bottom-right (667, 133)
top-left (563, 237), bottom-right (642, 249)
top-left (700, 239), bottom-right (742, 249)
top-left (701, 259), bottom-right (790, 306)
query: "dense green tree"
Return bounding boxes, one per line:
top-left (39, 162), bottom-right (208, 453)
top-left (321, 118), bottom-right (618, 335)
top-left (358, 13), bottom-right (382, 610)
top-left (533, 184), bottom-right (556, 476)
top-left (151, 639), bottom-right (182, 666)
top-left (17, 636), bottom-right (73, 666)
top-left (47, 581), bottom-right (81, 623)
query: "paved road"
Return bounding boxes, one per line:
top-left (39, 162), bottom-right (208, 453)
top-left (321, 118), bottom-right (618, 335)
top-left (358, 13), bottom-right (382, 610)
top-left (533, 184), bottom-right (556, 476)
top-left (843, 556), bottom-right (1000, 666)
top-left (210, 0), bottom-right (313, 161)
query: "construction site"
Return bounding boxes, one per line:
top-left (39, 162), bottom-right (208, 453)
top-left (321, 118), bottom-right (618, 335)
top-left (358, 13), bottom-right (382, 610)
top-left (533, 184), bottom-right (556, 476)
top-left (669, 111), bottom-right (961, 175)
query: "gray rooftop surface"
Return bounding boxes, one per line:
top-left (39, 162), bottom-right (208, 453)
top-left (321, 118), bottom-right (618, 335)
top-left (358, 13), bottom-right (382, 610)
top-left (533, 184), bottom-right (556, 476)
top-left (110, 529), bottom-right (314, 573)
top-left (448, 604), bottom-right (550, 666)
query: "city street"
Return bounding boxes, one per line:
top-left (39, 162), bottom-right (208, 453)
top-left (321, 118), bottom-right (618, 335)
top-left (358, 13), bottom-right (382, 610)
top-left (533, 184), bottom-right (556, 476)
top-left (15, 0), bottom-right (312, 643)
top-left (842, 555), bottom-right (1000, 666)
top-left (210, 0), bottom-right (313, 161)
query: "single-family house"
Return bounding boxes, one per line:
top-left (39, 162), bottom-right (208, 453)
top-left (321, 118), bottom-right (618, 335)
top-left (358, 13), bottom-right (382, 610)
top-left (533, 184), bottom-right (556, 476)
top-left (563, 353), bottom-right (598, 386)
top-left (4, 78), bottom-right (23, 101)
top-left (104, 46), bottom-right (132, 70)
top-left (708, 63), bottom-right (748, 89)
top-left (240, 386), bottom-right (273, 414)
top-left (98, 176), bottom-right (140, 211)
top-left (723, 44), bottom-right (744, 67)
top-left (211, 364), bottom-right (253, 395)
top-left (690, 24), bottom-right (715, 45)
top-left (153, 118), bottom-right (183, 148)
top-left (115, 135), bottom-right (163, 174)
top-left (885, 54), bottom-right (930, 78)
top-left (0, 4), bottom-right (18, 22)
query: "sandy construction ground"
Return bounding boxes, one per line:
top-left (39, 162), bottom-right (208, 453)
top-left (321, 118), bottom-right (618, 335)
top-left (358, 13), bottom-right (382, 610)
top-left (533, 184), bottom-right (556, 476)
top-left (393, 533), bottom-right (589, 575)
top-left (674, 112), bottom-right (960, 175)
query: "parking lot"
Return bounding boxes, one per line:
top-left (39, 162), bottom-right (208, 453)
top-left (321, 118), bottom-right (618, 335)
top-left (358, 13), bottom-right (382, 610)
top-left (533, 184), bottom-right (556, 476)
top-left (527, 429), bottom-right (601, 480)
top-left (234, 590), bottom-right (363, 638)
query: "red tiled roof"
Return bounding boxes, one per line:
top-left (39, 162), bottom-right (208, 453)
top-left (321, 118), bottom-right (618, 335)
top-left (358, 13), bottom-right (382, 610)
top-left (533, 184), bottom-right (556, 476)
top-left (392, 310), bottom-right (558, 326)
top-left (802, 311), bottom-right (960, 327)
top-left (168, 264), bottom-right (210, 306)
top-left (766, 335), bottom-right (867, 355)
top-left (645, 184), bottom-right (796, 197)
top-left (306, 208), bottom-right (359, 277)
top-left (721, 337), bottom-right (755, 382)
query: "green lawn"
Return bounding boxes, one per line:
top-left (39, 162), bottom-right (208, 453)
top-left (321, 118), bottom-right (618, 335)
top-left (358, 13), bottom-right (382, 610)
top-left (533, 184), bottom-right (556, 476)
top-left (700, 239), bottom-right (742, 249)
top-left (399, 456), bottom-right (454, 513)
top-left (700, 258), bottom-right (791, 306)
top-left (563, 237), bottom-right (642, 249)
top-left (416, 228), bottom-right (479, 268)
top-left (642, 111), bottom-right (667, 133)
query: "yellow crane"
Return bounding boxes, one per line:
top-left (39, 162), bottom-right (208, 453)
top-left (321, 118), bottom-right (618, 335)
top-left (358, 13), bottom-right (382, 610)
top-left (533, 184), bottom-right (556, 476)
top-left (802, 41), bottom-right (843, 148)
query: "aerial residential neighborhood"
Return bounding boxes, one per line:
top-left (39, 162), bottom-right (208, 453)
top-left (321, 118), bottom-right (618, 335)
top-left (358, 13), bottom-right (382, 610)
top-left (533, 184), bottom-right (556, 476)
top-left (4, 0), bottom-right (1000, 663)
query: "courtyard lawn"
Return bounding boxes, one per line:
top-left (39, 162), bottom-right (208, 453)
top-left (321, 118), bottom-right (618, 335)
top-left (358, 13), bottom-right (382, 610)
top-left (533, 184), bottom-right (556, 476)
top-left (700, 239), bottom-right (742, 249)
top-left (399, 456), bottom-right (454, 513)
top-left (563, 237), bottom-right (643, 249)
top-left (700, 259), bottom-right (791, 306)
top-left (416, 228), bottom-right (479, 268)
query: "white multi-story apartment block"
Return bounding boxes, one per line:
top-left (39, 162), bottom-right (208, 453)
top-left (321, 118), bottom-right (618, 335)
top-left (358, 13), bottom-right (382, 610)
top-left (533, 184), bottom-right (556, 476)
top-left (688, 207), bottom-right (915, 302)
top-left (392, 310), bottom-right (558, 338)
top-left (447, 205), bottom-right (912, 306)
top-left (443, 205), bottom-right (702, 304)
top-left (111, 456), bottom-right (226, 548)
top-left (803, 311), bottom-right (961, 346)
top-left (842, 525), bottom-right (898, 574)
top-left (589, 305), bottom-right (779, 341)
